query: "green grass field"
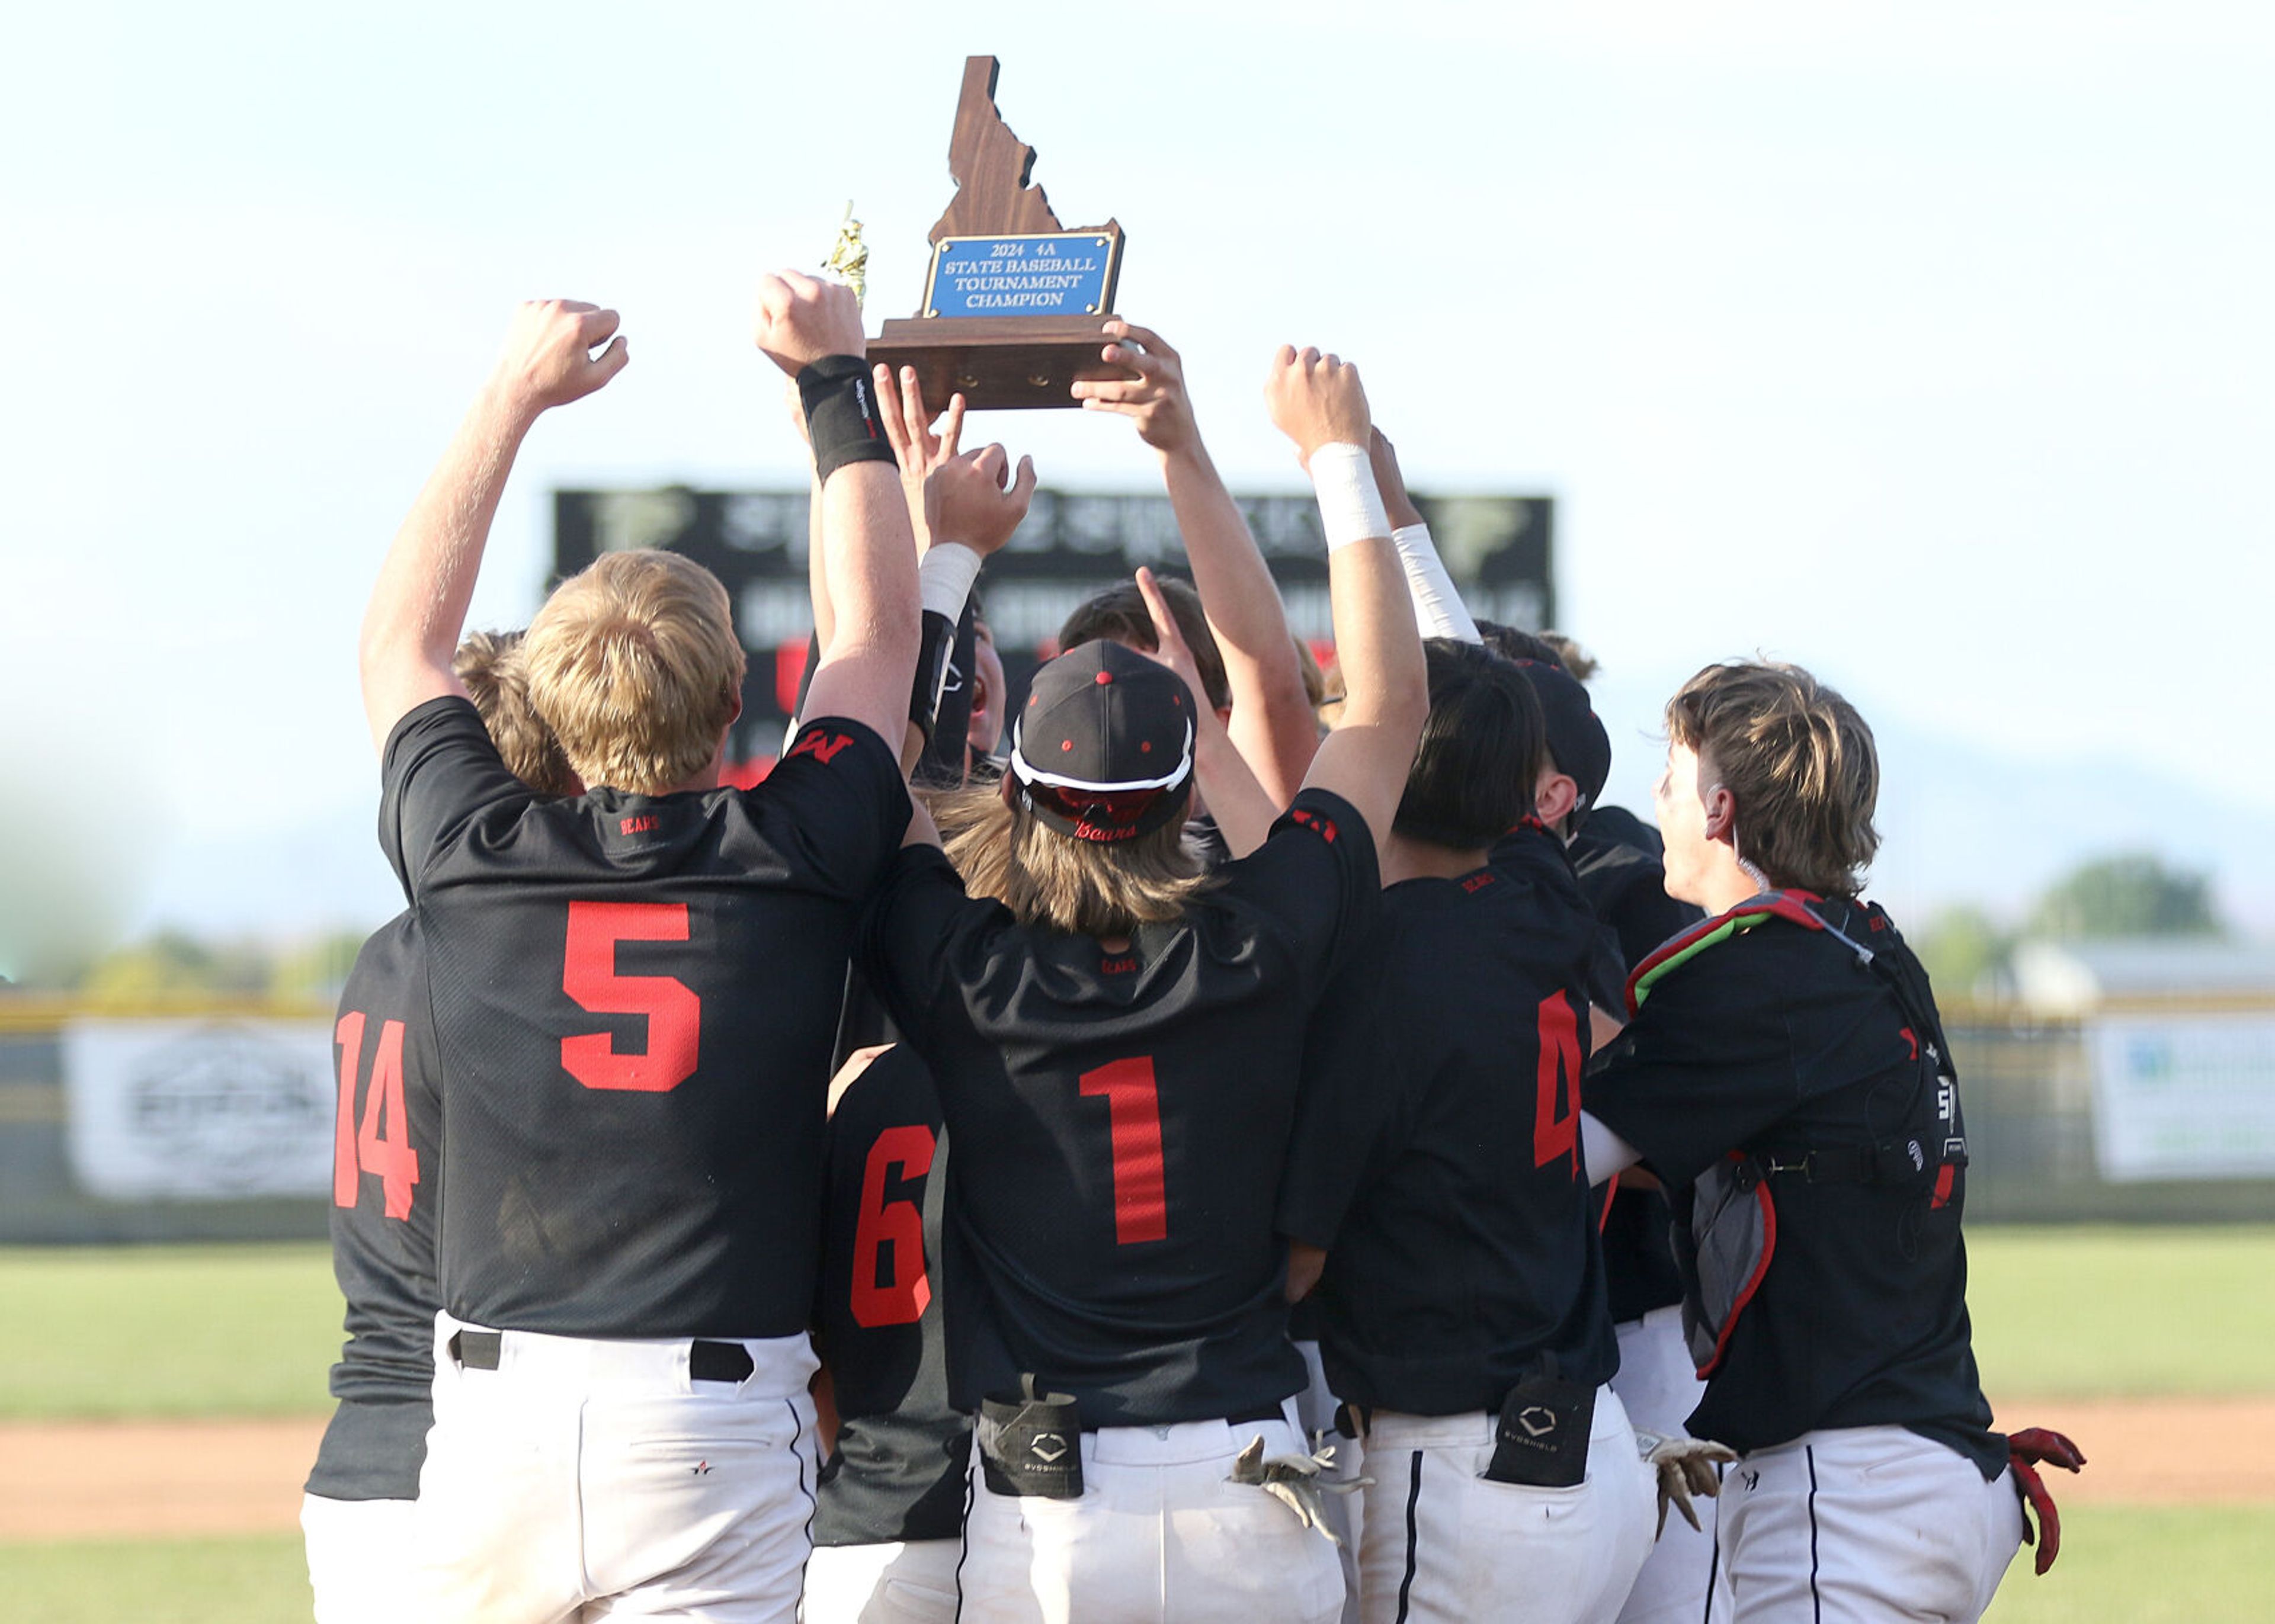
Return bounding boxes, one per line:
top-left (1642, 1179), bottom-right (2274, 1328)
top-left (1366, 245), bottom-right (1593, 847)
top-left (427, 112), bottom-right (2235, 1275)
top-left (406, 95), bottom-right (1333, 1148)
top-left (2, 1230), bottom-right (2270, 1620)
top-left (0, 1243), bottom-right (338, 1419)
top-left (0, 1504), bottom-right (2263, 1623)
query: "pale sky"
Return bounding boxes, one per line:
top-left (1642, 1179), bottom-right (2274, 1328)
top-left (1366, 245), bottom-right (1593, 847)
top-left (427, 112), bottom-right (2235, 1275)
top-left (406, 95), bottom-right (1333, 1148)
top-left (5, 1), bottom-right (2272, 977)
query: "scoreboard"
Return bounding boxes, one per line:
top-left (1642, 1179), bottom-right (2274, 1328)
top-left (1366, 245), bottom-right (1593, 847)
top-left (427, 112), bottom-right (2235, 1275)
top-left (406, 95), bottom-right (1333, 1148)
top-left (553, 486), bottom-right (1554, 769)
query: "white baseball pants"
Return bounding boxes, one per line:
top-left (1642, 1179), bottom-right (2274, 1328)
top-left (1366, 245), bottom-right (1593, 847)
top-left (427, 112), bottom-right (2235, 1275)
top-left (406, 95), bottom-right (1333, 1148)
top-left (1358, 1387), bottom-right (1658, 1624)
top-left (1610, 1307), bottom-right (1716, 1624)
top-left (1706, 1426), bottom-right (2024, 1623)
top-left (799, 1538), bottom-right (961, 1623)
top-left (302, 1493), bottom-right (415, 1624)
top-left (1296, 1337), bottom-right (1367, 1624)
top-left (412, 1312), bottom-right (821, 1623)
top-left (954, 1402), bottom-right (1346, 1624)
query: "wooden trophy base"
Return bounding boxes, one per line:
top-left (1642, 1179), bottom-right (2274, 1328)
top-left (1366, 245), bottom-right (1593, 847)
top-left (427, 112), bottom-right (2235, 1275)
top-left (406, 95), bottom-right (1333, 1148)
top-left (868, 316), bottom-right (1137, 413)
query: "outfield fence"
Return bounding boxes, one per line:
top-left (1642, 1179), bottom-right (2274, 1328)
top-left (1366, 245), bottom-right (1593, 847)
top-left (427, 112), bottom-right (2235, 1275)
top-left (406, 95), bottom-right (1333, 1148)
top-left (1, 997), bottom-right (2270, 1241)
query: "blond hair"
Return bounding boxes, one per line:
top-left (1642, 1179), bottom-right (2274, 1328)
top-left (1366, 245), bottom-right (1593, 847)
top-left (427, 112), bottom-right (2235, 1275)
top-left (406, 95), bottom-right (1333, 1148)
top-left (1667, 660), bottom-right (1879, 897)
top-left (454, 630), bottom-right (579, 795)
top-left (930, 782), bottom-right (1213, 938)
top-left (523, 550), bottom-right (746, 795)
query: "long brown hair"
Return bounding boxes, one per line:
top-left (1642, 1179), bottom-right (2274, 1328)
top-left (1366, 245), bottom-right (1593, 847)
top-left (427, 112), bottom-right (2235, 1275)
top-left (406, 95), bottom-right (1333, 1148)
top-left (930, 782), bottom-right (1215, 938)
top-left (1666, 660), bottom-right (1879, 896)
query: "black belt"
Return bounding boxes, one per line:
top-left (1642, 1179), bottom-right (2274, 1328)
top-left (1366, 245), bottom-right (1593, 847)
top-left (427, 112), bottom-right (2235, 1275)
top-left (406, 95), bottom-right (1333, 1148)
top-left (447, 1330), bottom-right (755, 1384)
top-left (1074, 1401), bottom-right (1287, 1434)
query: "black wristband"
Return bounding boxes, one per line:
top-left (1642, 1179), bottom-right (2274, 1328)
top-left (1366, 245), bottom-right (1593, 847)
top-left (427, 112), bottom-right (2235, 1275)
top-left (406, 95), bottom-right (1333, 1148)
top-left (907, 608), bottom-right (957, 749)
top-left (797, 355), bottom-right (897, 483)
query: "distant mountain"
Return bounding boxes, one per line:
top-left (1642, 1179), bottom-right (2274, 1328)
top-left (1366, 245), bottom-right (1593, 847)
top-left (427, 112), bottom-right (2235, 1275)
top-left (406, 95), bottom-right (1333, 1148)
top-left (129, 720), bottom-right (2273, 948)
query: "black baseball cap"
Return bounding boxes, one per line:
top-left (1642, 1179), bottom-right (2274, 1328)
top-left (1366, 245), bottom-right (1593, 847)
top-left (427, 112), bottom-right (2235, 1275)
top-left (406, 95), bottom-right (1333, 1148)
top-left (1510, 658), bottom-right (1611, 827)
top-left (1007, 640), bottom-right (1196, 843)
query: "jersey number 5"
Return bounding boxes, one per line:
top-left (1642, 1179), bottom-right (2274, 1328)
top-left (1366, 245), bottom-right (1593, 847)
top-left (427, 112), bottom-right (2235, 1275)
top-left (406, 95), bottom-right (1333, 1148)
top-left (851, 1125), bottom-right (937, 1328)
top-left (332, 1011), bottom-right (419, 1219)
top-left (1079, 1057), bottom-right (1169, 1246)
top-left (562, 901), bottom-right (701, 1092)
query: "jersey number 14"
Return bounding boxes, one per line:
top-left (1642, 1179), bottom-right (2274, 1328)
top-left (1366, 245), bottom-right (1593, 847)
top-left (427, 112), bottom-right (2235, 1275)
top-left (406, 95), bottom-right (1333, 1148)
top-left (332, 1011), bottom-right (419, 1220)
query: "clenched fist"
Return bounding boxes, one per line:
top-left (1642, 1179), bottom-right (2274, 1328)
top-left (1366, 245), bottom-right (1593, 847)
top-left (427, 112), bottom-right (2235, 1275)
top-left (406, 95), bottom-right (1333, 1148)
top-left (753, 270), bottom-right (867, 377)
top-left (490, 301), bottom-right (628, 416)
top-left (1264, 346), bottom-right (1370, 468)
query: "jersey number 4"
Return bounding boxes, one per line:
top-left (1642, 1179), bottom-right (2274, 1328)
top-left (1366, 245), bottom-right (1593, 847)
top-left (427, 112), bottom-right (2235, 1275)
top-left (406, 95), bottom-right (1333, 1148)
top-left (1080, 1057), bottom-right (1169, 1246)
top-left (332, 1011), bottom-right (419, 1219)
top-left (1535, 991), bottom-right (1583, 1180)
top-left (561, 901), bottom-right (701, 1092)
top-left (851, 1125), bottom-right (937, 1328)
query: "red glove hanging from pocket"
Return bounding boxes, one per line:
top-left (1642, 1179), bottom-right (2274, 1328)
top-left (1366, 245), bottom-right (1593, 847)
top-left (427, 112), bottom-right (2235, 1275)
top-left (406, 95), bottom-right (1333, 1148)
top-left (2007, 1426), bottom-right (2087, 1575)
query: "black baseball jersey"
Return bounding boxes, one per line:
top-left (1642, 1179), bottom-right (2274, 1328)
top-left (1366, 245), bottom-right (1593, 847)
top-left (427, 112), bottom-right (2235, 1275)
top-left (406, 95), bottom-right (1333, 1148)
top-left (1571, 805), bottom-right (1700, 974)
top-left (1279, 823), bottom-right (1618, 1416)
top-left (380, 698), bottom-right (909, 1339)
top-left (813, 1043), bottom-right (969, 1546)
top-left (306, 913), bottom-right (443, 1501)
top-left (1569, 807), bottom-right (1699, 1325)
top-left (1585, 896), bottom-right (2004, 1477)
top-left (860, 789), bottom-right (1380, 1427)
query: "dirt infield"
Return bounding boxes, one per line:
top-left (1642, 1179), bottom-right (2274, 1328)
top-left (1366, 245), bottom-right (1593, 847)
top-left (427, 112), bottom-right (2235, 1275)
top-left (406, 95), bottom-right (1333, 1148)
top-left (1, 1396), bottom-right (2265, 1540)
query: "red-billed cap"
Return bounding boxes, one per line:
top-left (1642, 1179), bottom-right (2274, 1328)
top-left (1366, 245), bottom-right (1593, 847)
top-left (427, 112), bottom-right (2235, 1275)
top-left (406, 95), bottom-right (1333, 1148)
top-left (1006, 641), bottom-right (1196, 843)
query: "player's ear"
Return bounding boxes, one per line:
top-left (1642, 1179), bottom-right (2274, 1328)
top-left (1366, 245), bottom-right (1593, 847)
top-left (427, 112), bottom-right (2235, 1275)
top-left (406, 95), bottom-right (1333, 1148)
top-left (722, 685), bottom-right (744, 729)
top-left (1702, 780), bottom-right (1738, 843)
top-left (1534, 769), bottom-right (1579, 829)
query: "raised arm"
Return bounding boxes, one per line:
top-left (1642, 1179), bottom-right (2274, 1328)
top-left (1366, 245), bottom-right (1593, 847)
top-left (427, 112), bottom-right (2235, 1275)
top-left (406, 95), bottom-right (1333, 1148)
top-left (1135, 567), bottom-right (1278, 859)
top-left (876, 367), bottom-right (1035, 774)
top-left (1370, 428), bottom-right (1481, 644)
top-left (1075, 321), bottom-right (1319, 805)
top-left (754, 272), bottom-right (920, 753)
top-left (1263, 348), bottom-right (1429, 865)
top-left (358, 300), bottom-right (627, 753)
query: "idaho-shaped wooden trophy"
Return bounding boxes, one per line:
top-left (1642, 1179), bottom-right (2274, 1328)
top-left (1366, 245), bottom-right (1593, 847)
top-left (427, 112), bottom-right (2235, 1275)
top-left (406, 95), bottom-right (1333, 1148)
top-left (867, 57), bottom-right (1136, 411)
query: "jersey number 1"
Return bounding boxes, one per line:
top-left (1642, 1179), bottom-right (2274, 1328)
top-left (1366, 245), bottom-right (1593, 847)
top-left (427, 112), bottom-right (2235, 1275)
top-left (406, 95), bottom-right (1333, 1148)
top-left (561, 901), bottom-right (701, 1092)
top-left (1079, 1057), bottom-right (1169, 1245)
top-left (332, 1010), bottom-right (419, 1219)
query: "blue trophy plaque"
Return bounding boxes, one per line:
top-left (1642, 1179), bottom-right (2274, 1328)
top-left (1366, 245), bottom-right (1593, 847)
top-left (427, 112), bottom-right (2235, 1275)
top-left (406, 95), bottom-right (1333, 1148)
top-left (867, 57), bottom-right (1140, 411)
top-left (922, 234), bottom-right (1123, 320)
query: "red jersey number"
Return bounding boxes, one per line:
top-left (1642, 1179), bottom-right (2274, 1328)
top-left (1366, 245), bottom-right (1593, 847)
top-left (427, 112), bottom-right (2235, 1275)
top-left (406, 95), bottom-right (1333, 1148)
top-left (851, 1124), bottom-right (937, 1328)
top-left (1534, 991), bottom-right (1582, 1179)
top-left (1079, 1057), bottom-right (1169, 1245)
top-left (332, 1010), bottom-right (419, 1219)
top-left (560, 901), bottom-right (701, 1093)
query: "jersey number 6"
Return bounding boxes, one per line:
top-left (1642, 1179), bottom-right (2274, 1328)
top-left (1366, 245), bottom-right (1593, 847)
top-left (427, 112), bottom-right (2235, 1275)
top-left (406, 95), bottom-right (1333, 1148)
top-left (852, 1125), bottom-right (937, 1328)
top-left (561, 901), bottom-right (701, 1093)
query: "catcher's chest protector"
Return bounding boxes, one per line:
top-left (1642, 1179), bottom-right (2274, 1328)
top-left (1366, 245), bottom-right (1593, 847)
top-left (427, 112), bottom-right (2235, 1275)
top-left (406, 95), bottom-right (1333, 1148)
top-left (1628, 893), bottom-right (1969, 1379)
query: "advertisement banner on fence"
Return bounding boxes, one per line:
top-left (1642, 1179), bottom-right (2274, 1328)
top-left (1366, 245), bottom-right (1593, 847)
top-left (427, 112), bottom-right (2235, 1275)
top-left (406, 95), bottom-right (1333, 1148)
top-left (63, 1018), bottom-right (335, 1199)
top-left (2091, 1012), bottom-right (2275, 1181)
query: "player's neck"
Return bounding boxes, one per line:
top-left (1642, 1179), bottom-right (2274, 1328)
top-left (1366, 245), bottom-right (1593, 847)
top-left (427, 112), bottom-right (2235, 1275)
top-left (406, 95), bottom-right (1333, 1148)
top-left (1697, 850), bottom-right (1766, 916)
top-left (1383, 833), bottom-right (1489, 885)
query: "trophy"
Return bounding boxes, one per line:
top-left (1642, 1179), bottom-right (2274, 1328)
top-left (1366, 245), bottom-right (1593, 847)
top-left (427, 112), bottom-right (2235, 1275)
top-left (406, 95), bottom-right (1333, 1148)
top-left (866, 57), bottom-right (1138, 411)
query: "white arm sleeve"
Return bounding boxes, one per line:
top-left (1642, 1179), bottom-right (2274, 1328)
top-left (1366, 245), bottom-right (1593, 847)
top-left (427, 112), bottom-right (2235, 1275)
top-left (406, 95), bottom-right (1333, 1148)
top-left (1582, 1111), bottom-right (1642, 1186)
top-left (1392, 523), bottom-right (1481, 643)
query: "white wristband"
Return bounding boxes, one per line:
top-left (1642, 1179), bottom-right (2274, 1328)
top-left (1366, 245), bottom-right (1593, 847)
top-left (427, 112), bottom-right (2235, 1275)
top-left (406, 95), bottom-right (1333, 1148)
top-left (1308, 444), bottom-right (1391, 553)
top-left (1392, 523), bottom-right (1482, 643)
top-left (917, 543), bottom-right (983, 621)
